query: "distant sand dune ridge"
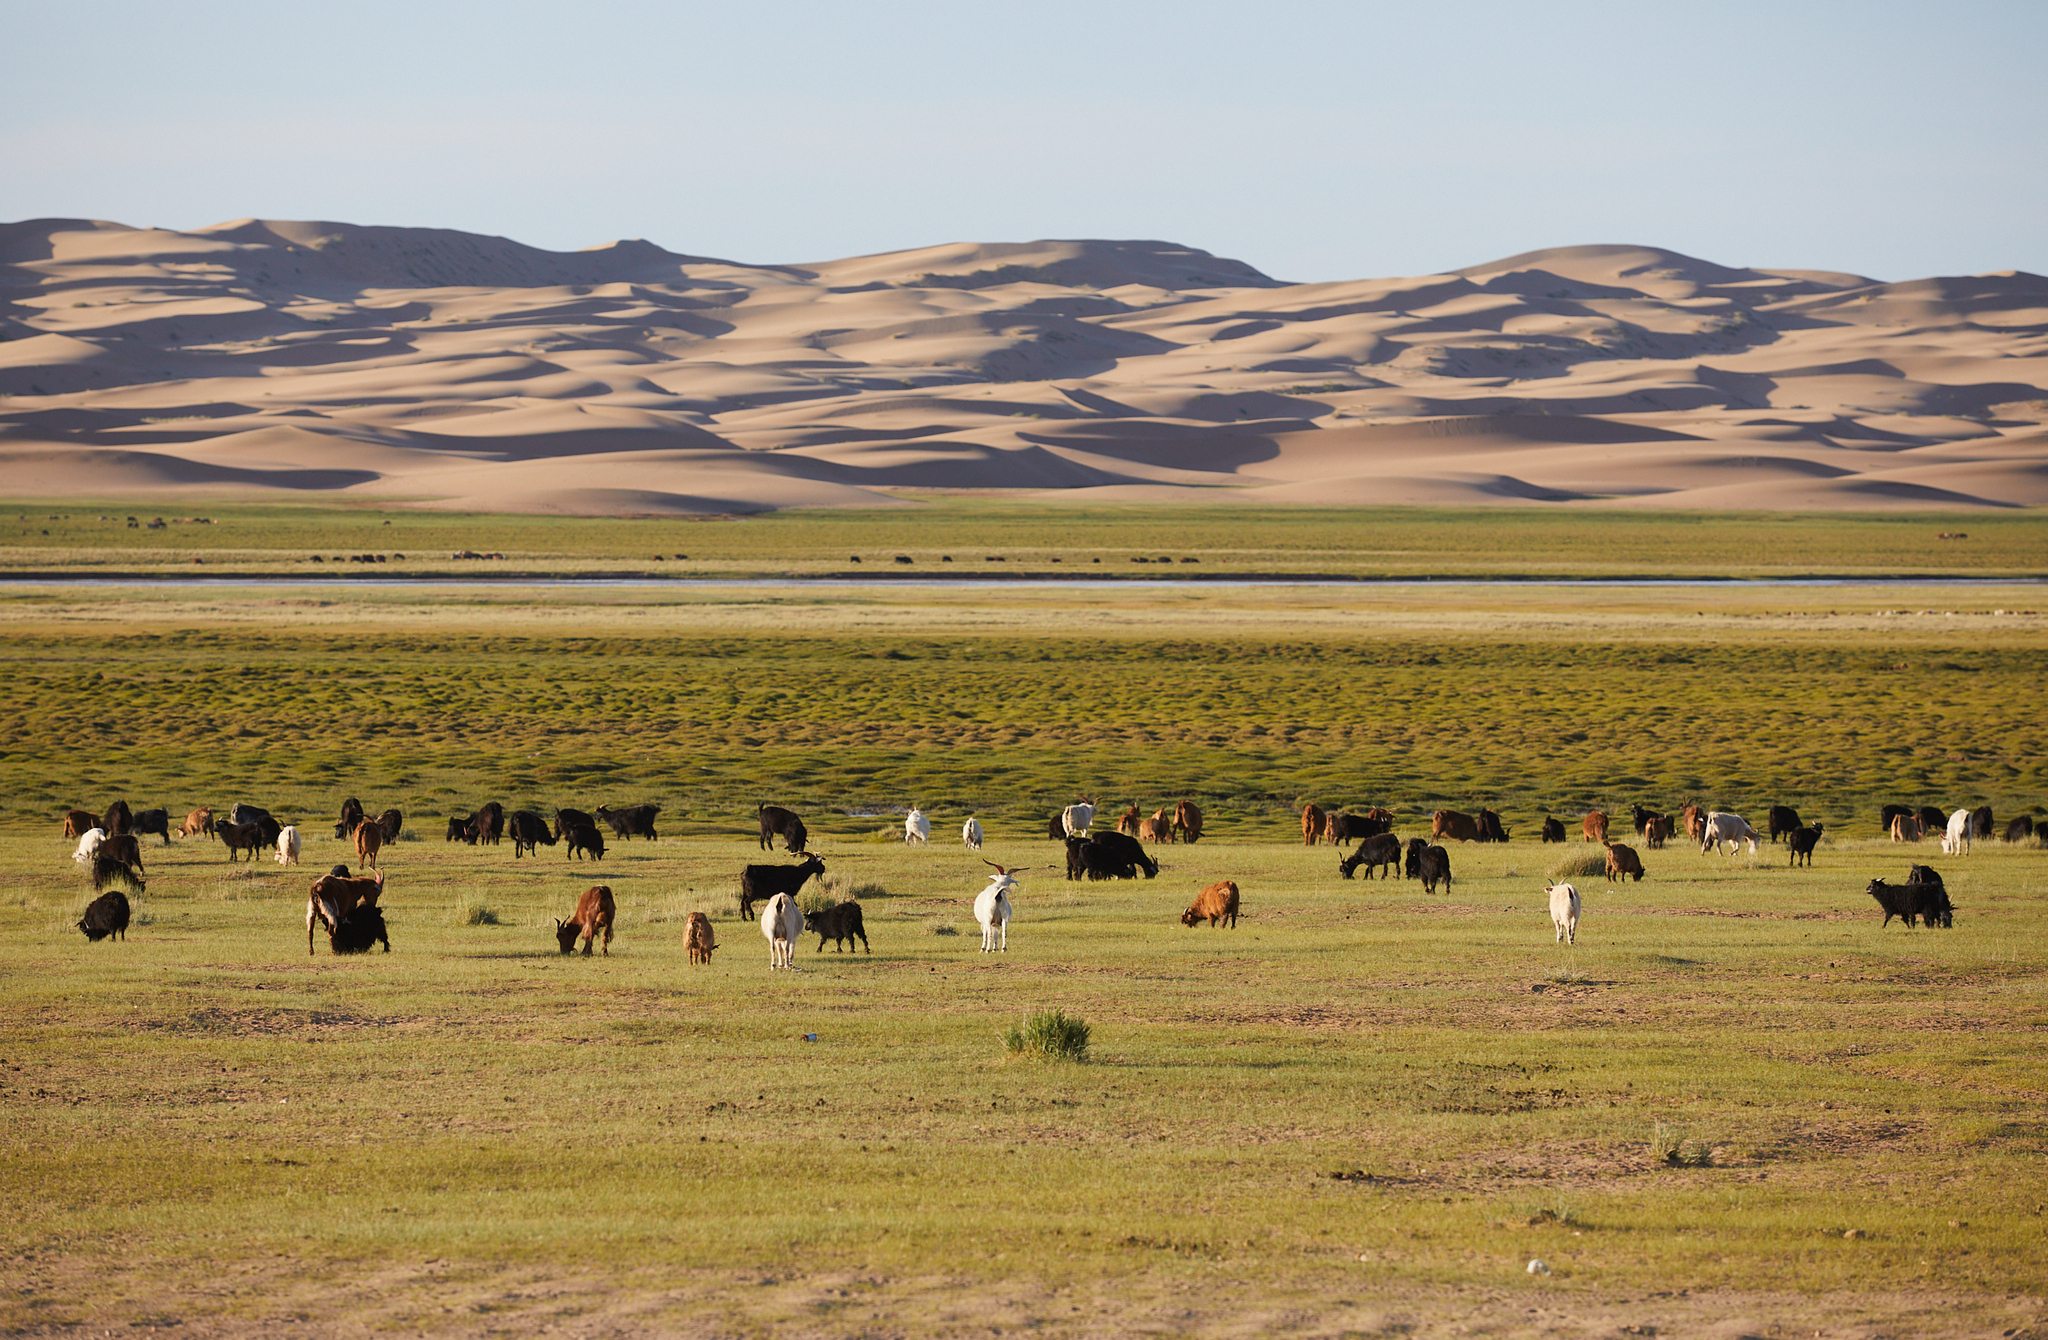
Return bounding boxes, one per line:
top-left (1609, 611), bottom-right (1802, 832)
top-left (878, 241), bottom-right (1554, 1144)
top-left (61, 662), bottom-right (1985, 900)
top-left (2, 220), bottom-right (2044, 512)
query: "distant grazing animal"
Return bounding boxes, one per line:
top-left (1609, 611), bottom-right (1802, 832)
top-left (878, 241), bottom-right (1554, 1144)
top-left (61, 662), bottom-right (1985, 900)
top-left (1643, 815), bottom-right (1674, 849)
top-left (508, 810), bottom-right (557, 857)
top-left (1181, 880), bottom-right (1240, 928)
top-left (1338, 832), bottom-right (1402, 880)
top-left (101, 800), bottom-right (133, 836)
top-left (1402, 836), bottom-right (1431, 880)
top-left (904, 808), bottom-right (930, 845)
top-left (352, 820), bottom-right (383, 872)
top-left (1416, 844), bottom-right (1453, 894)
top-left (217, 821), bottom-right (264, 862)
top-left (1062, 799), bottom-right (1096, 838)
top-left (1582, 811), bottom-right (1609, 844)
top-left (1172, 799), bottom-right (1203, 844)
top-left (72, 827), bottom-right (106, 865)
top-left (1787, 824), bottom-right (1824, 867)
top-left (1116, 804), bottom-right (1141, 836)
top-left (177, 807), bottom-right (213, 840)
top-left (1477, 808), bottom-right (1509, 843)
top-left (473, 801), bottom-right (505, 844)
top-left (446, 814), bottom-right (477, 843)
top-left (805, 900), bottom-right (870, 954)
top-left (275, 825), bottom-right (302, 866)
top-left (552, 808), bottom-right (595, 843)
top-left (685, 911), bottom-right (717, 965)
top-left (375, 808), bottom-right (402, 843)
top-left (1631, 807), bottom-right (1669, 843)
top-left (330, 902), bottom-right (390, 954)
top-left (1969, 805), bottom-right (1994, 840)
top-left (1942, 808), bottom-right (1973, 857)
top-left (595, 803), bottom-right (660, 841)
top-left (1326, 811), bottom-right (1392, 847)
top-left (133, 808), bottom-right (171, 846)
top-left (2005, 816), bottom-right (2036, 843)
top-left (1866, 877), bottom-right (1952, 930)
top-left (334, 797), bottom-right (365, 841)
top-left (62, 810), bottom-right (99, 840)
top-left (77, 889), bottom-right (130, 942)
top-left (1604, 841), bottom-right (1644, 883)
top-left (1681, 804), bottom-right (1705, 843)
top-left (1546, 881), bottom-right (1582, 945)
top-left (1891, 813), bottom-right (1925, 842)
top-left (962, 816), bottom-right (983, 850)
top-left (1629, 804), bottom-right (1659, 836)
top-left (1880, 803), bottom-right (1915, 835)
top-left (760, 892), bottom-right (802, 970)
top-left (1906, 863), bottom-right (1948, 919)
top-left (1916, 805), bottom-right (1947, 834)
top-left (97, 832), bottom-right (144, 874)
top-left (90, 852), bottom-right (145, 896)
top-left (229, 804), bottom-right (282, 846)
top-left (1047, 813), bottom-right (1068, 840)
top-left (1767, 805), bottom-right (1803, 844)
top-left (1699, 811), bottom-right (1759, 856)
top-left (1301, 803), bottom-right (1325, 846)
top-left (563, 823), bottom-right (606, 861)
top-left (975, 862), bottom-right (1023, 953)
top-left (740, 853), bottom-right (827, 921)
top-left (555, 884), bottom-right (615, 956)
top-left (758, 804), bottom-right (808, 853)
top-left (1138, 814), bottom-right (1173, 843)
top-left (307, 871), bottom-right (386, 954)
top-left (1539, 816), bottom-right (1566, 844)
top-left (1065, 832), bottom-right (1158, 881)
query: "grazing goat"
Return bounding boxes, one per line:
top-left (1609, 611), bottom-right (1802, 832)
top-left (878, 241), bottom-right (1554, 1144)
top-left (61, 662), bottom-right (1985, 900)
top-left (446, 814), bottom-right (478, 843)
top-left (1402, 836), bottom-right (1430, 880)
top-left (1064, 832), bottom-right (1158, 881)
top-left (1432, 809), bottom-right (1481, 843)
top-left (1062, 799), bottom-right (1096, 838)
top-left (1326, 811), bottom-right (1392, 847)
top-left (761, 892), bottom-right (802, 970)
top-left (1643, 815), bottom-right (1674, 849)
top-left (1604, 841), bottom-right (1644, 883)
top-left (563, 822), bottom-right (606, 861)
top-left (72, 827), bottom-right (106, 865)
top-left (1477, 808), bottom-right (1510, 843)
top-left (1416, 844), bottom-right (1453, 894)
top-left (1546, 881), bottom-right (1582, 945)
top-left (1699, 811), bottom-right (1759, 856)
top-left (555, 884), bottom-right (615, 956)
top-left (1539, 815), bottom-right (1566, 844)
top-left (1181, 880), bottom-right (1240, 929)
top-left (307, 871), bottom-right (386, 955)
top-left (90, 853), bottom-right (145, 896)
top-left (2005, 816), bottom-right (2036, 844)
top-left (1766, 805), bottom-right (1803, 844)
top-left (1337, 832), bottom-right (1402, 880)
top-left (1787, 824), bottom-right (1824, 867)
top-left (685, 911), bottom-right (717, 964)
top-left (330, 903), bottom-right (390, 955)
top-left (904, 808), bottom-right (930, 845)
top-left (353, 820), bottom-right (382, 872)
top-left (275, 825), bottom-right (302, 866)
top-left (1942, 808), bottom-right (1973, 856)
top-left (1916, 805), bottom-right (1947, 834)
top-left (334, 797), bottom-right (365, 841)
top-left (1047, 813), bottom-right (1068, 841)
top-left (1173, 799), bottom-right (1204, 844)
top-left (1969, 805), bottom-right (1994, 840)
top-left (552, 808), bottom-right (594, 843)
top-left (77, 889), bottom-right (130, 942)
top-left (1880, 803), bottom-right (1914, 835)
top-left (740, 854), bottom-right (826, 920)
top-left (508, 810), bottom-right (556, 857)
top-left (758, 803), bottom-right (807, 853)
top-left (63, 809), bottom-right (99, 840)
top-left (375, 808), bottom-right (402, 842)
top-left (177, 807), bottom-right (213, 840)
top-left (133, 808), bottom-right (171, 846)
top-left (1891, 813), bottom-right (1925, 842)
top-left (962, 816), bottom-right (983, 850)
top-left (975, 862), bottom-right (1023, 953)
top-left (595, 803), bottom-right (660, 841)
top-left (1138, 813), bottom-right (1174, 843)
top-left (217, 820), bottom-right (264, 862)
top-left (101, 800), bottom-right (133, 836)
top-left (1681, 804), bottom-right (1706, 844)
top-left (1301, 803), bottom-right (1325, 846)
top-left (1115, 804), bottom-right (1141, 836)
top-left (1582, 810), bottom-right (1610, 844)
top-left (1866, 877), bottom-right (1952, 929)
top-left (806, 901), bottom-right (870, 954)
top-left (472, 801), bottom-right (505, 845)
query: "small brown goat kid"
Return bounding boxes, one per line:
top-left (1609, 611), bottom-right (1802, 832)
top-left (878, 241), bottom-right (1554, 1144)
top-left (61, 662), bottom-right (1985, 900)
top-left (685, 911), bottom-right (717, 964)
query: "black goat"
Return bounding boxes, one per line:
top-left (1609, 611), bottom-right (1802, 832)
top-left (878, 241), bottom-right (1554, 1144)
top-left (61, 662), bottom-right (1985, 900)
top-left (740, 854), bottom-right (827, 920)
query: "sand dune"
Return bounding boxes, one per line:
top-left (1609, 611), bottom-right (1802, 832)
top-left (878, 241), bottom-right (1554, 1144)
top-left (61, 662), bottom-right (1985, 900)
top-left (2, 217), bottom-right (2043, 513)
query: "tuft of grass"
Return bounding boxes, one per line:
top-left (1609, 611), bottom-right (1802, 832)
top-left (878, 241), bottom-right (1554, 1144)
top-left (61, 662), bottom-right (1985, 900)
top-left (1544, 965), bottom-right (1589, 985)
top-left (1003, 1009), bottom-right (1091, 1063)
top-left (1654, 1122), bottom-right (1714, 1167)
top-left (454, 898), bottom-right (501, 927)
top-left (1547, 851), bottom-right (1609, 880)
top-left (927, 922), bottom-right (959, 936)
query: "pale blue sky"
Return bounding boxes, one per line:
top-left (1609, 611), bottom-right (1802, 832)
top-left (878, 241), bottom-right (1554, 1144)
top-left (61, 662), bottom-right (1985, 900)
top-left (6, 0), bottom-right (2044, 282)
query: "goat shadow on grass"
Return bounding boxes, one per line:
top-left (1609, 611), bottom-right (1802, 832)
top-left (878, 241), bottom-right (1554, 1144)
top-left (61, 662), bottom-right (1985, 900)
top-left (461, 949), bottom-right (623, 961)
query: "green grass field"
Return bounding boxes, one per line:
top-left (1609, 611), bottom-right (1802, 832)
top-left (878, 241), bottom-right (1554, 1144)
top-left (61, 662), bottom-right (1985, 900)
top-left (2, 503), bottom-right (2044, 1336)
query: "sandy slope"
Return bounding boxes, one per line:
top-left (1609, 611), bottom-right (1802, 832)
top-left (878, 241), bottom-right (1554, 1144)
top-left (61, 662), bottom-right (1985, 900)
top-left (1, 220), bottom-right (2043, 512)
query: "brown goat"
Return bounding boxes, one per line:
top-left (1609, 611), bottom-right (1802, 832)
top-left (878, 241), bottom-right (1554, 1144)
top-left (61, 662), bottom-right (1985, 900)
top-left (555, 884), bottom-right (615, 956)
top-left (1180, 880), bottom-right (1240, 929)
top-left (1583, 810), bottom-right (1610, 844)
top-left (353, 819), bottom-right (382, 872)
top-left (686, 910), bottom-right (717, 965)
top-left (1301, 803), bottom-right (1325, 846)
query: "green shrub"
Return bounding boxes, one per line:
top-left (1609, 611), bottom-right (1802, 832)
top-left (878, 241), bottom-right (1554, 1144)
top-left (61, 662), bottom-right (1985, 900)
top-left (1546, 851), bottom-right (1609, 881)
top-left (1003, 1009), bottom-right (1091, 1063)
top-left (455, 899), bottom-right (501, 927)
top-left (1654, 1121), bottom-right (1713, 1167)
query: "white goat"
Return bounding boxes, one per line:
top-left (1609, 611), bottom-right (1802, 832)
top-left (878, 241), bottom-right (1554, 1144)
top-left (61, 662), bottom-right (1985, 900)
top-left (904, 807), bottom-right (930, 844)
top-left (975, 860), bottom-right (1026, 953)
top-left (961, 816), bottom-right (983, 850)
top-left (1942, 808), bottom-right (1973, 856)
top-left (761, 891), bottom-right (802, 970)
top-left (1699, 811), bottom-right (1759, 856)
top-left (274, 824), bottom-right (301, 866)
top-left (71, 827), bottom-right (106, 865)
top-left (1061, 798), bottom-right (1095, 838)
top-left (1546, 881), bottom-right (1583, 945)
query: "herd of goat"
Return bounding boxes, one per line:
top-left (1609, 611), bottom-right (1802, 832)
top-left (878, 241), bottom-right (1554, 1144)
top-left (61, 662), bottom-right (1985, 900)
top-left (56, 788), bottom-right (2032, 962)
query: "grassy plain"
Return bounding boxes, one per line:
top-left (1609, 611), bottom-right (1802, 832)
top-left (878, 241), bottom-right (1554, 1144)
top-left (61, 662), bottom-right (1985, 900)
top-left (2, 503), bottom-right (2046, 1336)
